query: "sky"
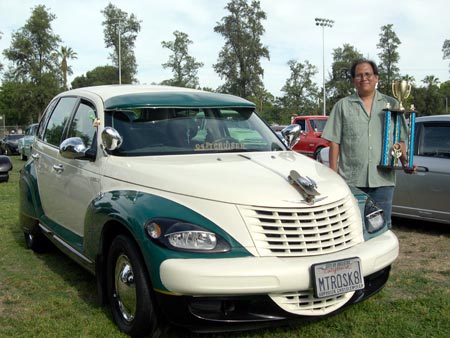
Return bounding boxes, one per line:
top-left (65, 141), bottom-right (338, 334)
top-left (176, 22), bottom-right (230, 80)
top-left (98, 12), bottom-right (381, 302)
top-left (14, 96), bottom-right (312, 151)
top-left (0, 0), bottom-right (449, 97)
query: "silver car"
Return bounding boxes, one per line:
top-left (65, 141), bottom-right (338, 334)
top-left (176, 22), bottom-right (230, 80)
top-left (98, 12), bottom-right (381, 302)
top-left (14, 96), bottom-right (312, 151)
top-left (318, 115), bottom-right (450, 225)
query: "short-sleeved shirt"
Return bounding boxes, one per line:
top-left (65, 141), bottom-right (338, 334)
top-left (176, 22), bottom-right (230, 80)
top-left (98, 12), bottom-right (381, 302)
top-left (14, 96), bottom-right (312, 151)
top-left (322, 90), bottom-right (408, 188)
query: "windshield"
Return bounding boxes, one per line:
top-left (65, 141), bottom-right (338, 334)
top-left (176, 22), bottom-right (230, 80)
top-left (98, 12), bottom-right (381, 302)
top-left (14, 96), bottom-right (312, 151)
top-left (105, 107), bottom-right (286, 156)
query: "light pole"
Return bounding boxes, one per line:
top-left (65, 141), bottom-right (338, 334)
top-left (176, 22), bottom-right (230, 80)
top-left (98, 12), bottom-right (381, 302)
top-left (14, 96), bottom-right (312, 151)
top-left (117, 19), bottom-right (122, 85)
top-left (0, 115), bottom-right (5, 137)
top-left (315, 17), bottom-right (334, 116)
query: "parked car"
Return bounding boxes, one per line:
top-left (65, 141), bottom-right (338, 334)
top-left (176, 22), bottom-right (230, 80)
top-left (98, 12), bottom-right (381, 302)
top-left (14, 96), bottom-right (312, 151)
top-left (18, 123), bottom-right (38, 160)
top-left (0, 133), bottom-right (23, 155)
top-left (318, 114), bottom-right (450, 225)
top-left (20, 85), bottom-right (398, 336)
top-left (0, 155), bottom-right (13, 182)
top-left (291, 115), bottom-right (329, 159)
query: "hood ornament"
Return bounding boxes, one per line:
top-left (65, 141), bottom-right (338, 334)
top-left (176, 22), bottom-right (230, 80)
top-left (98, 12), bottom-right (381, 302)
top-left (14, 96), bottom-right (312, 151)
top-left (288, 170), bottom-right (321, 205)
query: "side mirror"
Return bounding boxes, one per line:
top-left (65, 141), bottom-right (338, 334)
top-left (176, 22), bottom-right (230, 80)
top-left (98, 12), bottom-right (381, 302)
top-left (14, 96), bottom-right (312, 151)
top-left (101, 127), bottom-right (123, 151)
top-left (281, 124), bottom-right (301, 148)
top-left (60, 137), bottom-right (93, 160)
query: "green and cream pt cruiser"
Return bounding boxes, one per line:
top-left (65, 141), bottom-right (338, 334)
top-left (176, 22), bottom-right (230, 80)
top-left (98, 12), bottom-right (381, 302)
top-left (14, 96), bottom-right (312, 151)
top-left (19, 85), bottom-right (399, 337)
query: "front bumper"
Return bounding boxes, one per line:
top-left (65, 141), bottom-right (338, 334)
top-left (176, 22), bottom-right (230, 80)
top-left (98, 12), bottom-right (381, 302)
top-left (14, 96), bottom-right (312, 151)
top-left (156, 230), bottom-right (398, 332)
top-left (156, 266), bottom-right (391, 333)
top-left (160, 230), bottom-right (398, 295)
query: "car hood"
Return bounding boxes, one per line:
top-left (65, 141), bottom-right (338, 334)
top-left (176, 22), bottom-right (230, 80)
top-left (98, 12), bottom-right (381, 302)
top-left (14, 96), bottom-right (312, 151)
top-left (103, 151), bottom-right (350, 207)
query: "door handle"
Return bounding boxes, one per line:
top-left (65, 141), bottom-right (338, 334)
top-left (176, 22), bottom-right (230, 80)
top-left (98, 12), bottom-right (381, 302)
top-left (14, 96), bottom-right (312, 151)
top-left (52, 164), bottom-right (64, 173)
top-left (31, 153), bottom-right (40, 160)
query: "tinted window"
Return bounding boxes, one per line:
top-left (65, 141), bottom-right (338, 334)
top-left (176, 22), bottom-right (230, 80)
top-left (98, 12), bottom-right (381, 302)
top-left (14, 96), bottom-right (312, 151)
top-left (417, 122), bottom-right (450, 159)
top-left (43, 97), bottom-right (78, 146)
top-left (67, 101), bottom-right (97, 148)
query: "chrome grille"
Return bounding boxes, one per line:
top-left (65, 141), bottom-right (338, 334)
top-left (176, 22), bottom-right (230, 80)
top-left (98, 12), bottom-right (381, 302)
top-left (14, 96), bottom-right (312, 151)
top-left (270, 290), bottom-right (354, 316)
top-left (238, 195), bottom-right (362, 257)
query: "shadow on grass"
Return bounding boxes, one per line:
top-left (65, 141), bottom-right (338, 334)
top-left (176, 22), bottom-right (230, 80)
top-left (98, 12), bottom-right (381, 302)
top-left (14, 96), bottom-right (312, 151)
top-left (392, 216), bottom-right (450, 236)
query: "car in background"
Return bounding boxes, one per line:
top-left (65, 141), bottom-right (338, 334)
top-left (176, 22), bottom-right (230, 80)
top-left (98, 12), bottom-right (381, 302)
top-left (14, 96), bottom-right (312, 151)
top-left (20, 85), bottom-right (398, 336)
top-left (18, 123), bottom-right (38, 160)
top-left (394, 115), bottom-right (450, 224)
top-left (0, 155), bottom-right (13, 182)
top-left (291, 115), bottom-right (329, 159)
top-left (0, 133), bottom-right (24, 155)
top-left (318, 115), bottom-right (450, 225)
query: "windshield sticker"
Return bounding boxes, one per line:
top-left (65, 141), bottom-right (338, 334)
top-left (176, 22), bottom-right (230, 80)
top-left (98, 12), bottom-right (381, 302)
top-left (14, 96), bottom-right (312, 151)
top-left (194, 142), bottom-right (245, 151)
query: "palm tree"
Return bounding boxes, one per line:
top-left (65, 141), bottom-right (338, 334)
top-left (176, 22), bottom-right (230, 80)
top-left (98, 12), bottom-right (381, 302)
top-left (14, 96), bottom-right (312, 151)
top-left (57, 46), bottom-right (78, 90)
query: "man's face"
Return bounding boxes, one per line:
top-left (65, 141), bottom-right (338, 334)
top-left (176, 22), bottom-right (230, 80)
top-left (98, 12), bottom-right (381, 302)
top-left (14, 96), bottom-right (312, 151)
top-left (353, 63), bottom-right (379, 96)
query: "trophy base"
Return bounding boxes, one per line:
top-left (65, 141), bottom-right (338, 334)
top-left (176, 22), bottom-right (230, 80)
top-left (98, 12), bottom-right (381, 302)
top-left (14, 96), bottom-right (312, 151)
top-left (378, 165), bottom-right (428, 172)
top-left (377, 164), bottom-right (413, 171)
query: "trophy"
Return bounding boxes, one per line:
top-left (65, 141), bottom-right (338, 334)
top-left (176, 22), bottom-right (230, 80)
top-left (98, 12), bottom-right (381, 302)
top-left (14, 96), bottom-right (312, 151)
top-left (379, 80), bottom-right (416, 169)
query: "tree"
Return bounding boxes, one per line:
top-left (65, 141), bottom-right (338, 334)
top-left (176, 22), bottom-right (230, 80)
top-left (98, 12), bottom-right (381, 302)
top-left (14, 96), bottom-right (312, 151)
top-left (214, 0), bottom-right (269, 98)
top-left (439, 80), bottom-right (450, 114)
top-left (56, 46), bottom-right (78, 90)
top-left (443, 39), bottom-right (450, 74)
top-left (413, 75), bottom-right (441, 116)
top-left (71, 65), bottom-right (118, 88)
top-left (376, 24), bottom-right (401, 93)
top-left (161, 31), bottom-right (204, 88)
top-left (2, 5), bottom-right (62, 122)
top-left (101, 3), bottom-right (141, 84)
top-left (327, 44), bottom-right (363, 108)
top-left (0, 31), bottom-right (3, 73)
top-left (279, 60), bottom-right (319, 117)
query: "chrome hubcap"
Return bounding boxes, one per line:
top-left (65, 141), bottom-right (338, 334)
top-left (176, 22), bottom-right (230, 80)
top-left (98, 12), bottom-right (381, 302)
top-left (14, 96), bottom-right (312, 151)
top-left (114, 254), bottom-right (136, 322)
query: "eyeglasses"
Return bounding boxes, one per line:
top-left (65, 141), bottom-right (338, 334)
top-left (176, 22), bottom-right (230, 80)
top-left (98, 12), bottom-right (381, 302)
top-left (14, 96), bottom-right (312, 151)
top-left (354, 72), bottom-right (374, 80)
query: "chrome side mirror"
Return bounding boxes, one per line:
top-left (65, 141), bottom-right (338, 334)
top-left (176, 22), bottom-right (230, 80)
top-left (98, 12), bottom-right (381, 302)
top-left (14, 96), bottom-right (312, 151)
top-left (101, 127), bottom-right (123, 151)
top-left (60, 137), bottom-right (92, 160)
top-left (281, 124), bottom-right (301, 148)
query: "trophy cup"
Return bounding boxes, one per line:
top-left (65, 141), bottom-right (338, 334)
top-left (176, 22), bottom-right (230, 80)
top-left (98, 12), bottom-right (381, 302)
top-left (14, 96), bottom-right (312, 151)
top-left (379, 80), bottom-right (416, 169)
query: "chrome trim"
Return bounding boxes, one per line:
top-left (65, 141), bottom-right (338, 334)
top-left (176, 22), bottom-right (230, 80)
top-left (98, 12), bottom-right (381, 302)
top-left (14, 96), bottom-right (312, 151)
top-left (38, 223), bottom-right (93, 264)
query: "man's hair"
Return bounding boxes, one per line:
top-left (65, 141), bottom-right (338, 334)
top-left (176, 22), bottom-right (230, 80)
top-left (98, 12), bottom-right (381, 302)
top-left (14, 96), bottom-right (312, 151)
top-left (350, 59), bottom-right (379, 78)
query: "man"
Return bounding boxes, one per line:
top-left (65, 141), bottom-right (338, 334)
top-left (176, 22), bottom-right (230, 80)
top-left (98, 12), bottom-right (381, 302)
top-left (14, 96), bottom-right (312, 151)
top-left (322, 59), bottom-right (411, 228)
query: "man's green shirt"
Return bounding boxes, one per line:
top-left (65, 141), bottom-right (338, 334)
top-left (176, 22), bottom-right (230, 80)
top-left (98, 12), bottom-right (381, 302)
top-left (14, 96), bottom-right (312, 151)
top-left (322, 90), bottom-right (408, 188)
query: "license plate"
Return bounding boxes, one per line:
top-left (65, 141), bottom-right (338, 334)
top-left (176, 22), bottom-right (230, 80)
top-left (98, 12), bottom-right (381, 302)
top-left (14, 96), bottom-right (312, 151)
top-left (312, 257), bottom-right (364, 298)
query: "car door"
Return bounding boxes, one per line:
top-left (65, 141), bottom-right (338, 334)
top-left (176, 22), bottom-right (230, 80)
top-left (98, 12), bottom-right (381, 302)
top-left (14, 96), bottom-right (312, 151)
top-left (34, 96), bottom-right (79, 226)
top-left (394, 120), bottom-right (450, 223)
top-left (54, 99), bottom-right (101, 238)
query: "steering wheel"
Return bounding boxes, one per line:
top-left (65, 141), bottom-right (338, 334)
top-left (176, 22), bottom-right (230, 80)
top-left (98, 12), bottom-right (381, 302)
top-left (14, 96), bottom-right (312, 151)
top-left (212, 136), bottom-right (239, 144)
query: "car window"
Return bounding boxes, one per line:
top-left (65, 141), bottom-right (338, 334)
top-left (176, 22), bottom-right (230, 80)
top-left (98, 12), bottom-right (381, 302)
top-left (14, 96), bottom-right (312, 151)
top-left (296, 119), bottom-right (307, 132)
top-left (37, 98), bottom-right (60, 140)
top-left (417, 122), bottom-right (450, 159)
top-left (43, 97), bottom-right (78, 146)
top-left (310, 119), bottom-right (327, 132)
top-left (105, 107), bottom-right (285, 156)
top-left (66, 101), bottom-right (97, 148)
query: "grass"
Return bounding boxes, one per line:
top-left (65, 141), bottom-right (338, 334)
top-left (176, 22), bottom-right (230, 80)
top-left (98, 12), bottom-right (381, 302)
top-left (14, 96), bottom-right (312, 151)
top-left (1, 156), bottom-right (449, 338)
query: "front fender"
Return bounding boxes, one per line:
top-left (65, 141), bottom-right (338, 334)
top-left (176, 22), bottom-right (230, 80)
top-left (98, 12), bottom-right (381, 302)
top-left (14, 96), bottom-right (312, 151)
top-left (19, 160), bottom-right (44, 233)
top-left (84, 190), bottom-right (251, 292)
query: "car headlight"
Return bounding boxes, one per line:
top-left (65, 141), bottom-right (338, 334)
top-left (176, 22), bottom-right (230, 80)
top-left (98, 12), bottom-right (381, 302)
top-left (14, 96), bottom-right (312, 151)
top-left (144, 218), bottom-right (230, 253)
top-left (364, 198), bottom-right (385, 233)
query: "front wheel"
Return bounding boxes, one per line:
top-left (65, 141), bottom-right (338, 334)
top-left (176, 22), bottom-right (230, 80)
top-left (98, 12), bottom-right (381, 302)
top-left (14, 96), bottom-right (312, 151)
top-left (107, 235), bottom-right (160, 337)
top-left (24, 230), bottom-right (50, 254)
